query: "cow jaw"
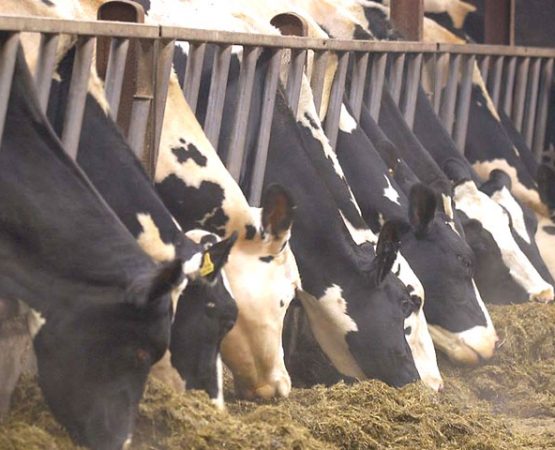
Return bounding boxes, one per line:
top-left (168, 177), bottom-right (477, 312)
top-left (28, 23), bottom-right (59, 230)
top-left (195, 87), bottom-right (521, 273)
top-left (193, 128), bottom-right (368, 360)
top-left (454, 181), bottom-right (554, 303)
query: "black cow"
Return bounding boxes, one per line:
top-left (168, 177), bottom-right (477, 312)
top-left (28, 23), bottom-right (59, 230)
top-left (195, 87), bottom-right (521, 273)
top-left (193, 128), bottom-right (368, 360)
top-left (0, 49), bottom-right (184, 450)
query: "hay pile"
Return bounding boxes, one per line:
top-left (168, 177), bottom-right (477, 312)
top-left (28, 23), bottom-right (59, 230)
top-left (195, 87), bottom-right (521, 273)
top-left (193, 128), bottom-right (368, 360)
top-left (2, 303), bottom-right (555, 449)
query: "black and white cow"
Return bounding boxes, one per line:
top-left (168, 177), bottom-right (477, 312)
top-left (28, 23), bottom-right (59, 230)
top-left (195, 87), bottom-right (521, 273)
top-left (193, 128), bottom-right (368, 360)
top-left (0, 48), bottom-right (184, 450)
top-left (153, 1), bottom-right (443, 389)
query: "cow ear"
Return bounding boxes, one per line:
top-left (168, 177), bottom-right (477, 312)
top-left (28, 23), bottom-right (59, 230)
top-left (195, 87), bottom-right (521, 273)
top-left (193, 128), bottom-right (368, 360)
top-left (127, 259), bottom-right (184, 308)
top-left (198, 232), bottom-right (237, 283)
top-left (261, 184), bottom-right (295, 240)
top-left (538, 164), bottom-right (555, 212)
top-left (479, 169), bottom-right (512, 197)
top-left (409, 184), bottom-right (437, 238)
top-left (374, 220), bottom-right (405, 285)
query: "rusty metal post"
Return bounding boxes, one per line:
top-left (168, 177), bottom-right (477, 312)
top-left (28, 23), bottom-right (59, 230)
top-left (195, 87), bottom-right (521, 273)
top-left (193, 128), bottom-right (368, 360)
top-left (484, 0), bottom-right (515, 45)
top-left (366, 52), bottom-right (387, 121)
top-left (348, 52), bottom-right (369, 121)
top-left (0, 32), bottom-right (19, 146)
top-left (390, 0), bottom-right (424, 41)
top-left (34, 33), bottom-right (59, 114)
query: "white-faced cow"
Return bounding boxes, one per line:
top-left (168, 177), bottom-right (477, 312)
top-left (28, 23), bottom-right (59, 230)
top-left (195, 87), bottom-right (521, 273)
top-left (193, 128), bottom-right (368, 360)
top-left (0, 48), bottom-right (184, 450)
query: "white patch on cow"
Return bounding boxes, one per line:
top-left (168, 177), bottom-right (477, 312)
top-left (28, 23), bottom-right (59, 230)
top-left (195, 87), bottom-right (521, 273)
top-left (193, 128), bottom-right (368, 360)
top-left (136, 213), bottom-right (176, 262)
top-left (454, 181), bottom-right (554, 302)
top-left (404, 308), bottom-right (443, 391)
top-left (491, 186), bottom-right (531, 244)
top-left (211, 354), bottom-right (225, 410)
top-left (297, 287), bottom-right (365, 379)
top-left (27, 308), bottom-right (46, 338)
top-left (535, 214), bottom-right (555, 280)
top-left (182, 252), bottom-right (203, 278)
top-left (122, 435), bottom-right (132, 450)
top-left (441, 193), bottom-right (455, 220)
top-left (378, 213), bottom-right (386, 227)
top-left (383, 175), bottom-right (401, 206)
top-left (428, 281), bottom-right (497, 365)
top-left (422, 0), bottom-right (476, 28)
top-left (394, 253), bottom-right (425, 305)
top-left (339, 211), bottom-right (377, 245)
top-left (338, 103), bottom-right (357, 133)
top-left (472, 158), bottom-right (548, 216)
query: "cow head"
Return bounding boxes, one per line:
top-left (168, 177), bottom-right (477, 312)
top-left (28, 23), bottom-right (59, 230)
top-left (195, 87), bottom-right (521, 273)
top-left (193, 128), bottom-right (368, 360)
top-left (399, 184), bottom-right (497, 365)
top-left (220, 185), bottom-right (300, 399)
top-left (34, 259), bottom-right (183, 450)
top-left (170, 231), bottom-right (238, 409)
top-left (452, 172), bottom-right (554, 304)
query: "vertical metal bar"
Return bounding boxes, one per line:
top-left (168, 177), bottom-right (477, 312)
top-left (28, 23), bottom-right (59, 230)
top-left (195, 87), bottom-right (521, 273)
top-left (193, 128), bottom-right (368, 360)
top-left (454, 55), bottom-right (475, 153)
top-left (490, 55), bottom-right (505, 108)
top-left (0, 32), bottom-right (19, 146)
top-left (61, 36), bottom-right (94, 161)
top-left (127, 38), bottom-right (155, 166)
top-left (439, 53), bottom-right (461, 136)
top-left (151, 38), bottom-right (175, 178)
top-left (401, 53), bottom-right (422, 129)
top-left (389, 53), bottom-right (406, 105)
top-left (502, 55), bottom-right (517, 116)
top-left (182, 42), bottom-right (206, 114)
top-left (248, 49), bottom-right (282, 207)
top-left (511, 56), bottom-right (530, 131)
top-left (348, 52), bottom-right (369, 121)
top-left (226, 46), bottom-right (261, 180)
top-left (523, 57), bottom-right (541, 148)
top-left (479, 55), bottom-right (490, 86)
top-left (286, 48), bottom-right (306, 117)
top-left (310, 50), bottom-right (329, 118)
top-left (324, 51), bottom-right (349, 151)
top-left (204, 44), bottom-right (232, 148)
top-left (433, 53), bottom-right (449, 114)
top-left (367, 52), bottom-right (387, 121)
top-left (34, 33), bottom-right (59, 114)
top-left (532, 58), bottom-right (554, 159)
top-left (104, 37), bottom-right (130, 119)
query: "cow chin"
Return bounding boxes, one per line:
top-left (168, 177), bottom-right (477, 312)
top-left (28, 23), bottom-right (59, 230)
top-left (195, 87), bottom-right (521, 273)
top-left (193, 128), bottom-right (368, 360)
top-left (428, 324), bottom-right (498, 366)
top-left (230, 364), bottom-right (292, 400)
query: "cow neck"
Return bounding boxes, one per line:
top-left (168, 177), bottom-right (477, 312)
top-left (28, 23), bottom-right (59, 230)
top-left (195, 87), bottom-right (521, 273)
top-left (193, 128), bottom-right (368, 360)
top-left (45, 47), bottom-right (195, 264)
top-left (0, 51), bottom-right (154, 315)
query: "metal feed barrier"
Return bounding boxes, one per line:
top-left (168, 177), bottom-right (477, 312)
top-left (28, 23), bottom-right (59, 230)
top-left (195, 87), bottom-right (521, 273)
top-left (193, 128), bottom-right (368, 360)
top-left (0, 13), bottom-right (553, 206)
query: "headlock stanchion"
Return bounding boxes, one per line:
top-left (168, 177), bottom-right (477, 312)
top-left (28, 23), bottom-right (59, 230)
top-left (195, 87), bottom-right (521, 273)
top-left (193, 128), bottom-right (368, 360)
top-left (0, 14), bottom-right (553, 191)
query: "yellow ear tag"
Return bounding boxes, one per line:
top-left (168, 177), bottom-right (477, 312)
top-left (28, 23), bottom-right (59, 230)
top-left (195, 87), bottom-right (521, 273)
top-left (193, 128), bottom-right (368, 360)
top-left (199, 252), bottom-right (215, 277)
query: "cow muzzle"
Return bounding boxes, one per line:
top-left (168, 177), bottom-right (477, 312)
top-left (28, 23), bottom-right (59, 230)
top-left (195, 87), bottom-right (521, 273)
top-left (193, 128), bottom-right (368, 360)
top-left (234, 371), bottom-right (291, 400)
top-left (529, 285), bottom-right (554, 304)
top-left (428, 325), bottom-right (498, 366)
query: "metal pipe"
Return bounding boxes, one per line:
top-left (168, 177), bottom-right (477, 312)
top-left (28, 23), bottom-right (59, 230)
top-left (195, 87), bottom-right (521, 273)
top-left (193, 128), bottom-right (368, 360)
top-left (532, 58), bottom-right (554, 160)
top-left (348, 52), bottom-right (369, 121)
top-left (34, 33), bottom-right (59, 114)
top-left (248, 49), bottom-right (282, 207)
top-left (0, 32), bottom-right (19, 146)
top-left (401, 53), bottom-right (422, 129)
top-left (453, 54), bottom-right (475, 153)
top-left (389, 52), bottom-right (406, 105)
top-left (367, 52), bottom-right (387, 121)
top-left (285, 48), bottom-right (306, 116)
top-left (182, 42), bottom-right (206, 114)
top-left (61, 35), bottom-right (94, 161)
top-left (523, 57), bottom-right (541, 149)
top-left (479, 55), bottom-right (490, 85)
top-left (226, 46), bottom-right (261, 180)
top-left (127, 96), bottom-right (151, 160)
top-left (502, 55), bottom-right (517, 116)
top-left (104, 37), bottom-right (130, 118)
top-left (490, 55), bottom-right (505, 108)
top-left (309, 50), bottom-right (328, 118)
top-left (439, 52), bottom-right (460, 136)
top-left (324, 51), bottom-right (349, 151)
top-left (203, 44), bottom-right (232, 148)
top-left (433, 53), bottom-right (448, 114)
top-left (511, 56), bottom-right (529, 131)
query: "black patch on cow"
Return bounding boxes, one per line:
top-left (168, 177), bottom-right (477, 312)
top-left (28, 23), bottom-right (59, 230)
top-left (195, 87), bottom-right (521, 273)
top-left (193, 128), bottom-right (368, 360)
top-left (200, 234), bottom-right (218, 247)
top-left (259, 255), bottom-right (274, 263)
top-left (132, 0), bottom-right (151, 14)
top-left (156, 175), bottom-right (228, 236)
top-left (353, 24), bottom-right (373, 40)
top-left (171, 144), bottom-right (207, 167)
top-left (41, 0), bottom-right (55, 6)
top-left (362, 6), bottom-right (400, 40)
top-left (304, 112), bottom-right (320, 130)
top-left (280, 300), bottom-right (285, 308)
top-left (244, 224), bottom-right (257, 240)
top-left (543, 225), bottom-right (555, 235)
top-left (404, 326), bottom-right (412, 336)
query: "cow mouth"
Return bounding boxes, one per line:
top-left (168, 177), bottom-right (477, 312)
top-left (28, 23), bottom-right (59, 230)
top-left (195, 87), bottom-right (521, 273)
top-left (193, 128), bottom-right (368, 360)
top-left (529, 286), bottom-right (554, 304)
top-left (427, 325), bottom-right (497, 366)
